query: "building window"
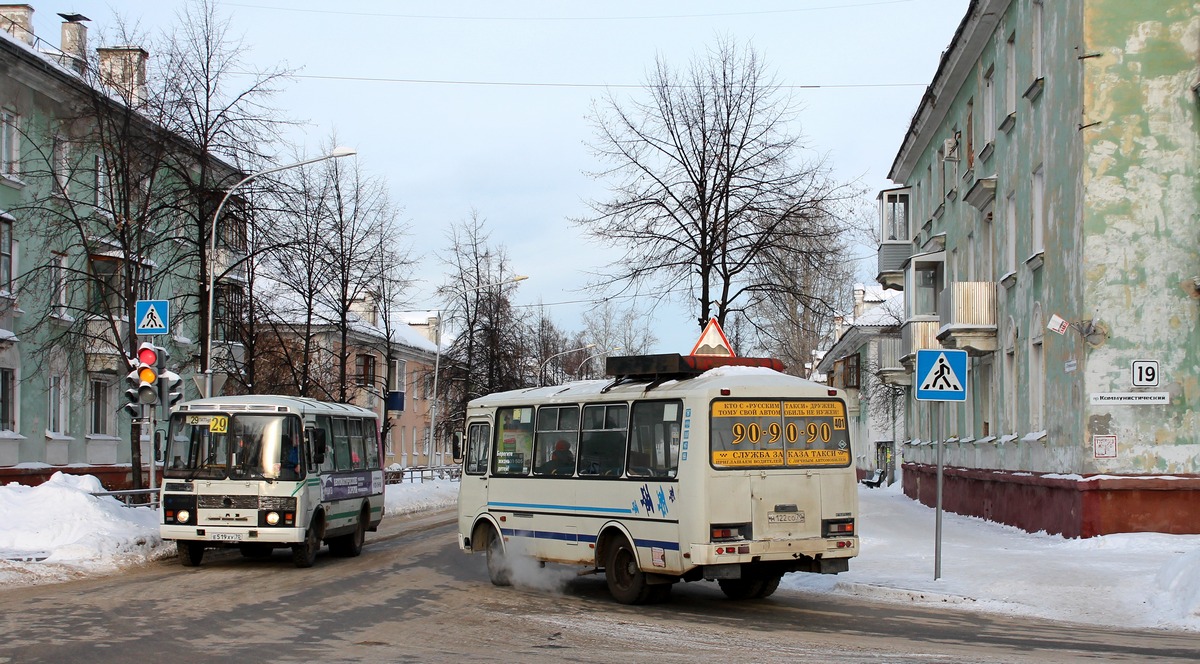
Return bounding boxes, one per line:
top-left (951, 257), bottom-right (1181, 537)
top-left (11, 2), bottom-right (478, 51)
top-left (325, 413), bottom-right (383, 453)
top-left (355, 354), bottom-right (376, 387)
top-left (0, 110), bottom-right (19, 177)
top-left (0, 368), bottom-right (15, 431)
top-left (882, 190), bottom-right (909, 241)
top-left (1032, 0), bottom-right (1044, 81)
top-left (1006, 192), bottom-right (1017, 275)
top-left (977, 361), bottom-right (992, 437)
top-left (1031, 166), bottom-right (1045, 255)
top-left (0, 215), bottom-right (12, 294)
top-left (51, 252), bottom-right (69, 315)
top-left (53, 136), bottom-right (70, 193)
top-left (965, 100), bottom-right (975, 170)
top-left (1004, 319), bottom-right (1018, 433)
top-left (215, 282), bottom-right (245, 343)
top-left (88, 376), bottom-right (112, 435)
top-left (48, 373), bottom-right (66, 434)
top-left (390, 358), bottom-right (406, 392)
top-left (912, 259), bottom-right (944, 316)
top-left (1005, 32), bottom-right (1016, 117)
top-left (983, 65), bottom-right (996, 144)
top-left (1029, 306), bottom-right (1045, 432)
top-left (94, 154), bottom-right (110, 211)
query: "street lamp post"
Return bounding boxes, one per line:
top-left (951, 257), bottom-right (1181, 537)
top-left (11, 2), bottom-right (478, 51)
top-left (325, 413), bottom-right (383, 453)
top-left (575, 346), bottom-right (622, 379)
top-left (427, 274), bottom-right (527, 465)
top-left (204, 146), bottom-right (356, 398)
top-left (538, 343), bottom-right (595, 386)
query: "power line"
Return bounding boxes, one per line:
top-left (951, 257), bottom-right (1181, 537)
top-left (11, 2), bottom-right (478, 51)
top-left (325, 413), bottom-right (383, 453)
top-left (280, 72), bottom-right (925, 90)
top-left (225, 0), bottom-right (916, 22)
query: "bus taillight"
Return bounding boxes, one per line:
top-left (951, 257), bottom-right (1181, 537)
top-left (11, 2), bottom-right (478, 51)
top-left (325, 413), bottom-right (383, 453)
top-left (711, 525), bottom-right (747, 541)
top-left (822, 519), bottom-right (855, 537)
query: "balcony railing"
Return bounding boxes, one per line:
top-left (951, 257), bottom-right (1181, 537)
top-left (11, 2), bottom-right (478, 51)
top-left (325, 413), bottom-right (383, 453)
top-left (876, 241), bottom-right (911, 290)
top-left (875, 334), bottom-right (910, 385)
top-left (900, 319), bottom-right (940, 371)
top-left (937, 281), bottom-right (998, 355)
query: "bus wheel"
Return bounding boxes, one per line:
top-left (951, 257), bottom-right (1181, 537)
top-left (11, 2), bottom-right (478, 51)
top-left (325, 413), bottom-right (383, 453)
top-left (292, 520), bottom-right (322, 568)
top-left (178, 542), bottom-right (205, 567)
top-left (484, 526), bottom-right (511, 587)
top-left (605, 539), bottom-right (655, 605)
top-left (755, 575), bottom-right (783, 599)
top-left (330, 507), bottom-right (368, 557)
top-left (717, 578), bottom-right (768, 600)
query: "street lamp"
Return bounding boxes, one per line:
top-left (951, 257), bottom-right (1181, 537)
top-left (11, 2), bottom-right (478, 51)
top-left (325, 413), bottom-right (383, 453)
top-left (203, 146), bottom-right (357, 397)
top-left (538, 343), bottom-right (595, 386)
top-left (428, 274), bottom-right (528, 464)
top-left (576, 346), bottom-right (622, 379)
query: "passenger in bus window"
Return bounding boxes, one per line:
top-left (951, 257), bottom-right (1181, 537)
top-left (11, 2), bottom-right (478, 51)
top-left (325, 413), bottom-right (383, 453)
top-left (282, 435), bottom-right (301, 479)
top-left (538, 440), bottom-right (575, 475)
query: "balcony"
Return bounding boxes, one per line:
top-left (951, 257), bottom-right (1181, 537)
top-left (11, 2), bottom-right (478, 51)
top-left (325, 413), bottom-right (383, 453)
top-left (900, 319), bottom-right (940, 372)
top-left (875, 334), bottom-right (909, 386)
top-left (936, 282), bottom-right (997, 355)
top-left (84, 317), bottom-right (129, 373)
top-left (876, 241), bottom-right (911, 290)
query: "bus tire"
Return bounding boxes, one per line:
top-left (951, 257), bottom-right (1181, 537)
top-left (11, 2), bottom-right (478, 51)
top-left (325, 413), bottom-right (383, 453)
top-left (484, 526), bottom-right (511, 587)
top-left (178, 541), bottom-right (205, 567)
top-left (756, 575), bottom-right (783, 599)
top-left (330, 507), bottom-right (368, 557)
top-left (605, 538), bottom-right (656, 605)
top-left (717, 578), bottom-right (768, 600)
top-left (292, 516), bottom-right (323, 568)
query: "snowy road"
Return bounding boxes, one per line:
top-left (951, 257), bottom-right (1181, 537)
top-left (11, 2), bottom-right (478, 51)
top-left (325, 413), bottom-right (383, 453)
top-left (0, 510), bottom-right (1195, 663)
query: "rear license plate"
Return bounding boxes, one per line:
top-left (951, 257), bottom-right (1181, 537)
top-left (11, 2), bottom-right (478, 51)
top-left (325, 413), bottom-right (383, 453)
top-left (768, 511), bottom-right (804, 524)
top-left (211, 533), bottom-right (243, 541)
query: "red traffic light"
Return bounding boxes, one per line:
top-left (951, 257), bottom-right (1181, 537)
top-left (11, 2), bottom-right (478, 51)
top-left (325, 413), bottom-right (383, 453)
top-left (137, 345), bottom-right (159, 366)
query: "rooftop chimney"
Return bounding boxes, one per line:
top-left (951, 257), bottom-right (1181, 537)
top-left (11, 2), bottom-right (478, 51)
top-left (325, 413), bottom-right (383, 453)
top-left (58, 13), bottom-right (88, 75)
top-left (97, 45), bottom-right (148, 105)
top-left (0, 4), bottom-right (34, 45)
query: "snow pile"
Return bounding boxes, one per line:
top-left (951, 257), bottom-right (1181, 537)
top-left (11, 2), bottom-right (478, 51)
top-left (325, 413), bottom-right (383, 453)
top-left (384, 479), bottom-right (458, 516)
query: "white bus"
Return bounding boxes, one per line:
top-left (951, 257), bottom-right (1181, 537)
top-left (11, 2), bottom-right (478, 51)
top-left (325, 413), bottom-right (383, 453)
top-left (457, 354), bottom-right (859, 604)
top-left (159, 395), bottom-right (385, 568)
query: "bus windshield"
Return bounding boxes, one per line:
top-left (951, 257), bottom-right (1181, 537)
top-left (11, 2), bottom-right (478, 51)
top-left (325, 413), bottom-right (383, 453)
top-left (164, 412), bottom-right (300, 481)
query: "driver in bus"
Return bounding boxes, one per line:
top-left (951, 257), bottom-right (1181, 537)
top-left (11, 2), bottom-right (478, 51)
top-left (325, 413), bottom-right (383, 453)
top-left (539, 440), bottom-right (575, 475)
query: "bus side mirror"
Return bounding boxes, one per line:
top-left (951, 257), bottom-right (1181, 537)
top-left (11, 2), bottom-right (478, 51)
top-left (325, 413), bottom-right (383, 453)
top-left (154, 430), bottom-right (164, 462)
top-left (308, 427), bottom-right (327, 465)
top-left (452, 432), bottom-right (463, 463)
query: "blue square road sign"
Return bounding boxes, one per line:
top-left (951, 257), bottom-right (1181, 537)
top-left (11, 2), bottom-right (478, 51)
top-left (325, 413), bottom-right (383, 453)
top-left (135, 299), bottom-right (169, 336)
top-left (915, 349), bottom-right (968, 402)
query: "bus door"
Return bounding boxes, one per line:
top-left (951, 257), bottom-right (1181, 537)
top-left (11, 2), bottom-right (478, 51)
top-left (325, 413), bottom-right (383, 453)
top-left (459, 420), bottom-right (493, 524)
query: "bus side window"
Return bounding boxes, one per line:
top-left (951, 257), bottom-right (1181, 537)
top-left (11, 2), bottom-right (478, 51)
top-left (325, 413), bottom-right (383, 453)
top-left (628, 400), bottom-right (682, 479)
top-left (364, 420), bottom-right (381, 470)
top-left (314, 415), bottom-right (335, 473)
top-left (493, 407), bottom-right (534, 476)
top-left (332, 418), bottom-right (352, 471)
top-left (580, 404), bottom-right (627, 476)
top-left (464, 422), bottom-right (491, 475)
top-left (348, 419), bottom-right (366, 470)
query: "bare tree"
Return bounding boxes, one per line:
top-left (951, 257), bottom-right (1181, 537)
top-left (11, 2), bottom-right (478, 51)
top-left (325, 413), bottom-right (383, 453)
top-left (577, 300), bottom-right (657, 377)
top-left (437, 213), bottom-right (528, 438)
top-left (578, 37), bottom-right (860, 335)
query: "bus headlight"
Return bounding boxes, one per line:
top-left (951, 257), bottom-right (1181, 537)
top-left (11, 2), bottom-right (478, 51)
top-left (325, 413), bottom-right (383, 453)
top-left (176, 509), bottom-right (190, 524)
top-left (265, 511), bottom-right (280, 526)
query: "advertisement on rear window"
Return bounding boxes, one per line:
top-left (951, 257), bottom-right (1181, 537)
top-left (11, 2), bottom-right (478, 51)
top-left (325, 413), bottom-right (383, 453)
top-left (710, 399), bottom-right (850, 468)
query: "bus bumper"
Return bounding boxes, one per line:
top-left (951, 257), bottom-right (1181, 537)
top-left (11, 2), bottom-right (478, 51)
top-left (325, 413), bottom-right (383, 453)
top-left (688, 536), bottom-right (859, 568)
top-left (160, 524), bottom-right (306, 545)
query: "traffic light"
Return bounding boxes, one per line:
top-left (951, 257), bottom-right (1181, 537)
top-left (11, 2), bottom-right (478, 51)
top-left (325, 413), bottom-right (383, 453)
top-left (130, 342), bottom-right (160, 406)
top-left (158, 350), bottom-right (184, 409)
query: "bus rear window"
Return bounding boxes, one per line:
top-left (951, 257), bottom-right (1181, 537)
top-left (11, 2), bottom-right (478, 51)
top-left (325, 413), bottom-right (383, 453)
top-left (709, 399), bottom-right (850, 469)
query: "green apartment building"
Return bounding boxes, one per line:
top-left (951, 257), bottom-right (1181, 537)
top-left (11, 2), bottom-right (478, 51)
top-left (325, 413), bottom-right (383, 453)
top-left (841, 0), bottom-right (1199, 535)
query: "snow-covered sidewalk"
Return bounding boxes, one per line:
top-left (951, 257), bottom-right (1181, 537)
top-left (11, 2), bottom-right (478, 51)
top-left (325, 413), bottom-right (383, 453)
top-left (1, 471), bottom-right (1197, 632)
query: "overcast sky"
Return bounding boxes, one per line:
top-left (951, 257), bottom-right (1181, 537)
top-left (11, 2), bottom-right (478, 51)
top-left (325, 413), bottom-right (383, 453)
top-left (34, 0), bottom-right (967, 354)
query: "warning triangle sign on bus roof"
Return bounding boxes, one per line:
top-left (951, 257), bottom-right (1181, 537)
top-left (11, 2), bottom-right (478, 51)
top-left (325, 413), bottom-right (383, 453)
top-left (689, 318), bottom-right (736, 357)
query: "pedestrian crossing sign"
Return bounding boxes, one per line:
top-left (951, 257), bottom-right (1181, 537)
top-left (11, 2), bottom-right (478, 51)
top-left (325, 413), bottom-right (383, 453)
top-left (135, 299), bottom-right (169, 336)
top-left (915, 349), bottom-right (968, 402)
